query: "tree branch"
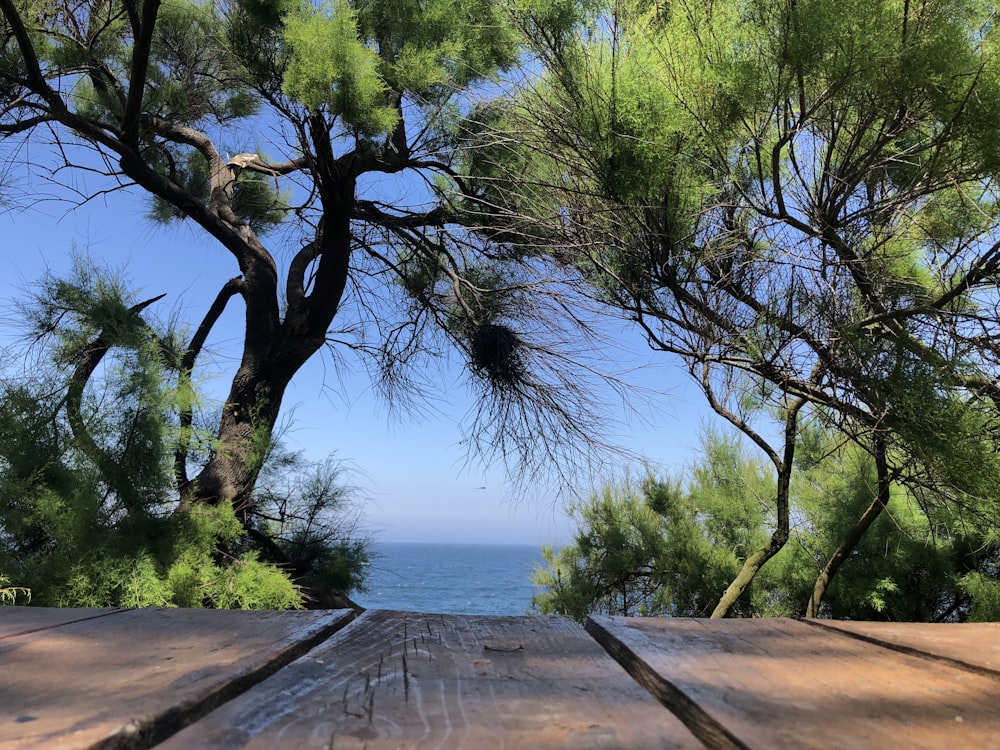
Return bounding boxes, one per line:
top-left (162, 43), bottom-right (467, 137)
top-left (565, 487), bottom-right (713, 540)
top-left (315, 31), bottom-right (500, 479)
top-left (65, 293), bottom-right (166, 515)
top-left (805, 430), bottom-right (894, 618)
top-left (175, 277), bottom-right (244, 490)
top-left (122, 0), bottom-right (161, 146)
top-left (226, 152), bottom-right (310, 177)
top-left (0, 0), bottom-right (62, 112)
top-left (286, 228), bottom-right (322, 312)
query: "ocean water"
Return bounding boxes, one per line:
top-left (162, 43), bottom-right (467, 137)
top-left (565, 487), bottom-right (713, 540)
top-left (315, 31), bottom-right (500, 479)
top-left (354, 542), bottom-right (548, 615)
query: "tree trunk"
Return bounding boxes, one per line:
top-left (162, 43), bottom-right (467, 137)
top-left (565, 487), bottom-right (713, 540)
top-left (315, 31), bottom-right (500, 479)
top-left (182, 295), bottom-right (345, 511)
top-left (710, 399), bottom-right (802, 618)
top-left (182, 174), bottom-right (355, 510)
top-left (710, 508), bottom-right (789, 617)
top-left (805, 432), bottom-right (890, 618)
top-left (185, 362), bottom-right (288, 509)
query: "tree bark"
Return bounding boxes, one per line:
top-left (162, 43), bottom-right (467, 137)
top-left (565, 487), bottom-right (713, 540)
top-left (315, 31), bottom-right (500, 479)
top-left (805, 431), bottom-right (891, 618)
top-left (710, 398), bottom-right (804, 618)
top-left (173, 143), bottom-right (357, 511)
top-left (184, 361), bottom-right (288, 509)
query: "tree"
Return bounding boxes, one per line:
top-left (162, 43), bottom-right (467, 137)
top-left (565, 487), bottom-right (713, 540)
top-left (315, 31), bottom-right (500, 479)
top-left (533, 432), bottom-right (780, 619)
top-left (0, 0), bottom-right (612, 588)
top-left (788, 422), bottom-right (999, 621)
top-left (534, 427), bottom-right (1000, 621)
top-left (0, 259), bottom-right (371, 607)
top-left (472, 0), bottom-right (1000, 613)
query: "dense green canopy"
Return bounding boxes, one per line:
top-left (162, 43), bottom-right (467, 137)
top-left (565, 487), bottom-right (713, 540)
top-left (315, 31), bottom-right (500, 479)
top-left (471, 0), bottom-right (1000, 614)
top-left (4, 0), bottom-right (1000, 614)
top-left (0, 0), bottom-right (612, 606)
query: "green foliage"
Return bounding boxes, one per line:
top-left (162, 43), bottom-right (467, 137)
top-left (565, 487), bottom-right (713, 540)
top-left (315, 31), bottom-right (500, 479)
top-left (960, 573), bottom-right (1000, 622)
top-left (0, 362), bottom-right (303, 608)
top-left (787, 427), bottom-right (991, 621)
top-left (0, 574), bottom-right (29, 605)
top-left (165, 504), bottom-right (303, 610)
top-left (0, 258), bottom-right (369, 609)
top-left (565, 38), bottom-right (688, 205)
top-left (889, 371), bottom-right (1000, 502)
top-left (535, 427), bottom-right (1000, 621)
top-left (250, 452), bottom-right (374, 596)
top-left (230, 171), bottom-right (293, 233)
top-left (534, 433), bottom-right (778, 618)
top-left (64, 0), bottom-right (253, 125)
top-left (513, 0), bottom-right (593, 40)
top-left (358, 0), bottom-right (519, 95)
top-left (28, 502), bottom-right (303, 609)
top-left (146, 0), bottom-right (256, 124)
top-left (278, 0), bottom-right (523, 128)
top-left (283, 0), bottom-right (396, 132)
top-left (533, 480), bottom-right (676, 619)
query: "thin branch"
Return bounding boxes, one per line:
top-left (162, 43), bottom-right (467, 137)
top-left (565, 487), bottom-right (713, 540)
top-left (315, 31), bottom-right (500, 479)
top-left (65, 293), bottom-right (166, 515)
top-left (175, 277), bottom-right (244, 490)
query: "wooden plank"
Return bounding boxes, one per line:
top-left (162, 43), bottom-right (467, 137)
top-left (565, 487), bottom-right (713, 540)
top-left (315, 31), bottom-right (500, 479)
top-left (805, 619), bottom-right (1000, 679)
top-left (587, 615), bottom-right (1000, 750)
top-left (157, 610), bottom-right (704, 749)
top-left (0, 608), bottom-right (127, 639)
top-left (0, 607), bottom-right (355, 750)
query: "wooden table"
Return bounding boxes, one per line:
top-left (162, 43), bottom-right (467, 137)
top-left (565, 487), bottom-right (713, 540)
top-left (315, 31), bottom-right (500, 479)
top-left (2, 608), bottom-right (999, 749)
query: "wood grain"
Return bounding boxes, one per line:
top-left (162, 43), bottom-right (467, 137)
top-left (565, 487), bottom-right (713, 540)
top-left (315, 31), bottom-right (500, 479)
top-left (587, 615), bottom-right (1000, 750)
top-left (0, 608), bottom-right (126, 639)
top-left (0, 607), bottom-right (355, 750)
top-left (158, 609), bottom-right (704, 749)
top-left (806, 619), bottom-right (1000, 679)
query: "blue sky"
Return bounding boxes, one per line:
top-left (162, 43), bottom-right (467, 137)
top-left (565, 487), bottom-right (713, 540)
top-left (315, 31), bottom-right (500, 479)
top-left (0, 172), bottom-right (721, 546)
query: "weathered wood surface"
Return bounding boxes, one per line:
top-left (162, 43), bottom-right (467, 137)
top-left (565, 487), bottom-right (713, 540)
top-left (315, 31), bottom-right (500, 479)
top-left (0, 608), bottom-right (125, 639)
top-left (587, 615), bottom-right (1000, 750)
top-left (5, 608), bottom-right (1000, 750)
top-left (157, 609), bottom-right (703, 749)
top-left (807, 618), bottom-right (1000, 678)
top-left (0, 607), bottom-right (354, 750)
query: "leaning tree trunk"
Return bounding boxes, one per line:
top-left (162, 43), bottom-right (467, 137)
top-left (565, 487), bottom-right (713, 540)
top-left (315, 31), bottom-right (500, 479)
top-left (187, 361), bottom-right (289, 509)
top-left (184, 253), bottom-right (350, 510)
top-left (805, 432), bottom-right (890, 618)
top-left (178, 255), bottom-right (301, 510)
top-left (711, 398), bottom-right (804, 618)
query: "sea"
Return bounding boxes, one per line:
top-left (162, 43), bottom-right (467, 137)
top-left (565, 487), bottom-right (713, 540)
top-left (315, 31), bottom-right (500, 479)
top-left (353, 542), bottom-right (549, 615)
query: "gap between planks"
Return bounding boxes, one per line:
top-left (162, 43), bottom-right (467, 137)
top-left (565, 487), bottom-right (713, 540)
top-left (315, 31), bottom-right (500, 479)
top-left (0, 608), bottom-right (129, 642)
top-left (801, 617), bottom-right (1000, 683)
top-left (585, 615), bottom-right (748, 750)
top-left (585, 615), bottom-right (1000, 750)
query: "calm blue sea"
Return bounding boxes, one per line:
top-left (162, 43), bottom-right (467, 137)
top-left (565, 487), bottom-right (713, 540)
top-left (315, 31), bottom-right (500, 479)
top-left (354, 542), bottom-right (548, 615)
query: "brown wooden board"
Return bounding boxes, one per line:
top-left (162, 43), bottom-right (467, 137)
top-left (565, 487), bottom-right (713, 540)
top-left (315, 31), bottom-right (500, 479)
top-left (0, 608), bottom-right (126, 639)
top-left (157, 610), bottom-right (704, 749)
top-left (0, 607), bottom-right (355, 750)
top-left (587, 615), bottom-right (1000, 750)
top-left (806, 619), bottom-right (1000, 679)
